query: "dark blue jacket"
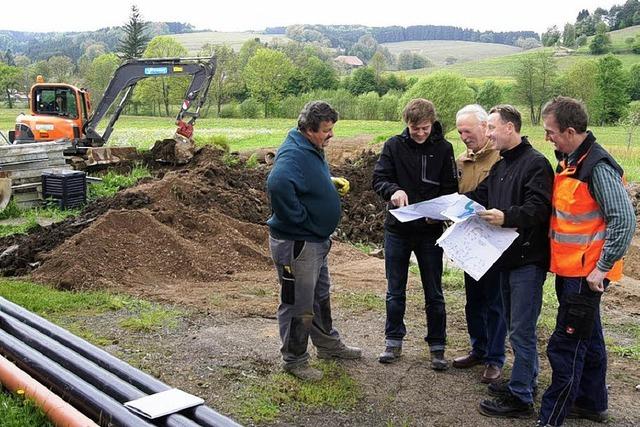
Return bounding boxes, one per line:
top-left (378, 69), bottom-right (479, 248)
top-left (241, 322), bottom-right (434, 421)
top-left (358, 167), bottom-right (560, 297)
top-left (267, 128), bottom-right (341, 242)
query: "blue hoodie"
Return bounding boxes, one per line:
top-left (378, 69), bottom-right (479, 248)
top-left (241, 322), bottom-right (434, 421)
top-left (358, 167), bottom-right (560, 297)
top-left (267, 128), bottom-right (341, 242)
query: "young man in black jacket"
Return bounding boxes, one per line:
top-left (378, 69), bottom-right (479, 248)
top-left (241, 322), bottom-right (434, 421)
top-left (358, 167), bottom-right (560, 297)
top-left (373, 99), bottom-right (458, 370)
top-left (467, 105), bottom-right (554, 418)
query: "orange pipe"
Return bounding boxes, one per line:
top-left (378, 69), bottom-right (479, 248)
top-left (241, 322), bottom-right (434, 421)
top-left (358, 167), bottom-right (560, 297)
top-left (0, 355), bottom-right (98, 427)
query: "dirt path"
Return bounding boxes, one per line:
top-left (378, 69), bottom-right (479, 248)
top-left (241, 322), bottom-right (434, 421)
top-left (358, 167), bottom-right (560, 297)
top-left (62, 244), bottom-right (640, 427)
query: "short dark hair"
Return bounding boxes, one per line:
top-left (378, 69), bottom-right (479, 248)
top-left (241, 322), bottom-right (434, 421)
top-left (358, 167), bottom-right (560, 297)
top-left (542, 96), bottom-right (588, 133)
top-left (402, 98), bottom-right (436, 124)
top-left (489, 104), bottom-right (522, 133)
top-left (297, 101), bottom-right (339, 132)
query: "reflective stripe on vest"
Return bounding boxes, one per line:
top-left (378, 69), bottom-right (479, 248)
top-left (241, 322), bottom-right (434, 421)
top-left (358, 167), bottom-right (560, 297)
top-left (550, 167), bottom-right (623, 281)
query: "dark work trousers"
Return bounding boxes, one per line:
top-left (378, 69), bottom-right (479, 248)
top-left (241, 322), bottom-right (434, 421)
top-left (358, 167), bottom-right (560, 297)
top-left (464, 266), bottom-right (507, 368)
top-left (383, 230), bottom-right (446, 351)
top-left (269, 236), bottom-right (342, 369)
top-left (538, 276), bottom-right (608, 427)
top-left (500, 264), bottom-right (546, 404)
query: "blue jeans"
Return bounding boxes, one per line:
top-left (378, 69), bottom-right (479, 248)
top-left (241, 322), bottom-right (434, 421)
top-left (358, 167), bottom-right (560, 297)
top-left (464, 267), bottom-right (507, 367)
top-left (500, 264), bottom-right (545, 404)
top-left (269, 236), bottom-right (342, 368)
top-left (384, 231), bottom-right (446, 351)
top-left (539, 276), bottom-right (608, 427)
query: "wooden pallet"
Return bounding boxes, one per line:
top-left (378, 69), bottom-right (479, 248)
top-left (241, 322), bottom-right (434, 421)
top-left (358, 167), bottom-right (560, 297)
top-left (0, 141), bottom-right (72, 208)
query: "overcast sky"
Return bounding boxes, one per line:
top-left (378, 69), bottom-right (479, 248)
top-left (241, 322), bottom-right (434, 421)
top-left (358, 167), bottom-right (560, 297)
top-left (2, 0), bottom-right (621, 35)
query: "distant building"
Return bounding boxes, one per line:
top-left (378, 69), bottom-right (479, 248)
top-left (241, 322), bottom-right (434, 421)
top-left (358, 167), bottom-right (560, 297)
top-left (334, 55), bottom-right (364, 67)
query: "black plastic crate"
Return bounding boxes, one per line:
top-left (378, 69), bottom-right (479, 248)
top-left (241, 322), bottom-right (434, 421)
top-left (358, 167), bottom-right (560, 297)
top-left (41, 170), bottom-right (87, 209)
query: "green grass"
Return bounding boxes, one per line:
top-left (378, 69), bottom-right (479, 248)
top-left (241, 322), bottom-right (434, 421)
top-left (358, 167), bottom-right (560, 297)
top-left (381, 40), bottom-right (521, 66)
top-left (0, 278), bottom-right (129, 318)
top-left (87, 165), bottom-right (151, 200)
top-left (538, 275), bottom-right (559, 335)
top-left (234, 361), bottom-right (360, 424)
top-left (118, 304), bottom-right (182, 332)
top-left (334, 291), bottom-right (385, 312)
top-left (0, 391), bottom-right (53, 427)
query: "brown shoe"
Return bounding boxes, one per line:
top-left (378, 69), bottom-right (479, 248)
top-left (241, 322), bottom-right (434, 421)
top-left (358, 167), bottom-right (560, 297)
top-left (481, 365), bottom-right (502, 383)
top-left (452, 352), bottom-right (483, 369)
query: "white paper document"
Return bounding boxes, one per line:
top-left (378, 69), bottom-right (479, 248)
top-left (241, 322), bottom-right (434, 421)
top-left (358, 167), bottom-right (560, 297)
top-left (389, 193), bottom-right (462, 222)
top-left (440, 196), bottom-right (486, 223)
top-left (437, 216), bottom-right (519, 281)
top-left (124, 388), bottom-right (204, 419)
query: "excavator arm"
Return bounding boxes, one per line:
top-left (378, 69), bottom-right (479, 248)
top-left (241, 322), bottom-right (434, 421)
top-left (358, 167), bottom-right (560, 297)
top-left (82, 56), bottom-right (216, 146)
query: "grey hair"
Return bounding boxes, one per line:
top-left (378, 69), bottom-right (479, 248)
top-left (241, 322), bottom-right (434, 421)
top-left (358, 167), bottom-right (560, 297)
top-left (456, 104), bottom-right (488, 123)
top-left (297, 101), bottom-right (339, 132)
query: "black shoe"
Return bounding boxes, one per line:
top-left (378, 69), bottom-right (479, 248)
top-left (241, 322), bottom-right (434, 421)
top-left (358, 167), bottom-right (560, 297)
top-left (378, 346), bottom-right (402, 364)
top-left (478, 394), bottom-right (534, 419)
top-left (488, 379), bottom-right (538, 398)
top-left (567, 406), bottom-right (609, 423)
top-left (430, 350), bottom-right (449, 371)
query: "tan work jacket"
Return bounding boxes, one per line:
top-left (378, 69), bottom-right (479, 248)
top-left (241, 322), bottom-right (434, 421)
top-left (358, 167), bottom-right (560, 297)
top-left (457, 142), bottom-right (501, 193)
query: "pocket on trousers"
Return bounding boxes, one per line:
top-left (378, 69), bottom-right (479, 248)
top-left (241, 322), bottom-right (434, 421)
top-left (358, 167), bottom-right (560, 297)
top-left (558, 293), bottom-right (598, 339)
top-left (280, 265), bottom-right (295, 305)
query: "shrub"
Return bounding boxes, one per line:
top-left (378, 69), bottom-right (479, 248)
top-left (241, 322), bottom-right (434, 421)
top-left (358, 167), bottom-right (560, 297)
top-left (357, 92), bottom-right (380, 120)
top-left (240, 98), bottom-right (262, 119)
top-left (219, 101), bottom-right (240, 118)
top-left (378, 92), bottom-right (400, 121)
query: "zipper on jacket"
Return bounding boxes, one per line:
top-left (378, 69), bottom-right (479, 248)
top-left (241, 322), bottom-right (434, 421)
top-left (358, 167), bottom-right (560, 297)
top-left (421, 154), bottom-right (440, 185)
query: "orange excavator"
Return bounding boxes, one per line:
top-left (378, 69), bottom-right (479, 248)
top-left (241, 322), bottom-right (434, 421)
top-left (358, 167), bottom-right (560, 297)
top-left (8, 55), bottom-right (216, 165)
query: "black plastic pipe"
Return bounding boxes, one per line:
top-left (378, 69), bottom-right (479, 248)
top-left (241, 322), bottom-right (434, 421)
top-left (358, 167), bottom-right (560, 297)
top-left (0, 312), bottom-right (201, 427)
top-left (0, 297), bottom-right (241, 427)
top-left (0, 327), bottom-right (156, 427)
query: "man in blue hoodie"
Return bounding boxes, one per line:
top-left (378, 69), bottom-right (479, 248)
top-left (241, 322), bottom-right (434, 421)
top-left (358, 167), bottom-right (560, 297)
top-left (267, 101), bottom-right (361, 381)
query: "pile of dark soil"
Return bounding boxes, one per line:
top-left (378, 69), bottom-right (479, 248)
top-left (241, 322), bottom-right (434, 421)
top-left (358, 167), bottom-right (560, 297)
top-left (332, 150), bottom-right (386, 246)
top-left (0, 143), bottom-right (387, 295)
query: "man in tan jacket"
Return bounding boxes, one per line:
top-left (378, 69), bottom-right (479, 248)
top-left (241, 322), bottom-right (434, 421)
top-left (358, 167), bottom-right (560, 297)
top-left (451, 104), bottom-right (506, 384)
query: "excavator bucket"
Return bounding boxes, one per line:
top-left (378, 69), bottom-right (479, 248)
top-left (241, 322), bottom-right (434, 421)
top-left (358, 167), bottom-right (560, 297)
top-left (149, 134), bottom-right (196, 165)
top-left (84, 147), bottom-right (142, 167)
top-left (0, 178), bottom-right (12, 210)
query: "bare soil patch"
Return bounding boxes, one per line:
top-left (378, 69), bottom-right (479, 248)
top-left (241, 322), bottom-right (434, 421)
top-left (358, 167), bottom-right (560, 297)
top-left (0, 139), bottom-right (638, 426)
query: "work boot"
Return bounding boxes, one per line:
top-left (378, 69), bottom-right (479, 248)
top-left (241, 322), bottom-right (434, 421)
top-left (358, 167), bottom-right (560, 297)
top-left (478, 393), bottom-right (534, 418)
top-left (567, 406), bottom-right (609, 423)
top-left (481, 364), bottom-right (502, 383)
top-left (430, 350), bottom-right (449, 371)
top-left (316, 344), bottom-right (362, 360)
top-left (378, 346), bottom-right (402, 364)
top-left (488, 379), bottom-right (538, 398)
top-left (283, 363), bottom-right (323, 381)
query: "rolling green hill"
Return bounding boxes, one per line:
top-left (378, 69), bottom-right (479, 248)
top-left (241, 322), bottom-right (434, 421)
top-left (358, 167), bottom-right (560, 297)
top-left (381, 40), bottom-right (522, 67)
top-left (171, 31), bottom-right (293, 53)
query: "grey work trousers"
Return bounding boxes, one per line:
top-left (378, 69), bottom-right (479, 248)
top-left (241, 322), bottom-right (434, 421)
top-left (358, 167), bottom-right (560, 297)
top-left (269, 236), bottom-right (342, 368)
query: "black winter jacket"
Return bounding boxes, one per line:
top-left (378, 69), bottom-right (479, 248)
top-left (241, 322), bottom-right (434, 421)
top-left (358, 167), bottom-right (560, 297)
top-left (466, 137), bottom-right (554, 270)
top-left (372, 122), bottom-right (458, 237)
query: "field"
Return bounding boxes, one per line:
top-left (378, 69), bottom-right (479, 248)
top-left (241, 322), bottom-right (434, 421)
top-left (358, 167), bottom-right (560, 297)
top-left (2, 109), bottom-right (639, 181)
top-left (381, 40), bottom-right (521, 66)
top-left (170, 31), bottom-right (292, 53)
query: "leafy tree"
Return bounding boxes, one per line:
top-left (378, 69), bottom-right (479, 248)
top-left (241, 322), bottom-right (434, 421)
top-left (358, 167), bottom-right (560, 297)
top-left (138, 36), bottom-right (189, 116)
top-left (592, 54), bottom-right (629, 124)
top-left (243, 48), bottom-right (294, 117)
top-left (541, 26), bottom-right (561, 46)
top-left (83, 53), bottom-right (120, 105)
top-left (348, 66), bottom-right (377, 95)
top-left (238, 38), bottom-right (264, 69)
top-left (560, 59), bottom-right (599, 111)
top-left (47, 56), bottom-right (75, 83)
top-left (475, 80), bottom-right (503, 110)
top-left (628, 64), bottom-right (640, 100)
top-left (303, 56), bottom-right (338, 91)
top-left (621, 101), bottom-right (640, 149)
top-left (399, 71), bottom-right (475, 133)
top-left (349, 34), bottom-right (378, 62)
top-left (199, 43), bottom-right (243, 117)
top-left (117, 5), bottom-right (150, 59)
top-left (369, 52), bottom-right (387, 77)
top-left (515, 37), bottom-right (542, 50)
top-left (0, 63), bottom-right (21, 108)
top-left (589, 23), bottom-right (611, 54)
top-left (513, 51), bottom-right (557, 125)
top-left (562, 23), bottom-right (576, 48)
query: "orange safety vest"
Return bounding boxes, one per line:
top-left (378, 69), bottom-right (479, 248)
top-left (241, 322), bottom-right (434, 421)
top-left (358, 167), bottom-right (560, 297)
top-left (550, 141), bottom-right (624, 281)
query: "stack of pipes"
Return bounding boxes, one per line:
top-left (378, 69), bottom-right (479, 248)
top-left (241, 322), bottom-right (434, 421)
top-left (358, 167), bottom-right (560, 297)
top-left (0, 296), bottom-right (241, 427)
